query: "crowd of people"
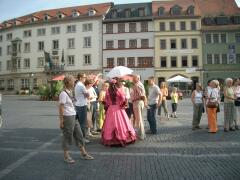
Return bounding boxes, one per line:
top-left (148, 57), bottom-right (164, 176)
top-left (58, 73), bottom-right (240, 163)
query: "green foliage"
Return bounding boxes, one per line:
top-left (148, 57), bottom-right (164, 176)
top-left (125, 80), bottom-right (134, 89)
top-left (51, 81), bottom-right (64, 97)
top-left (144, 81), bottom-right (149, 96)
top-left (37, 84), bottom-right (50, 97)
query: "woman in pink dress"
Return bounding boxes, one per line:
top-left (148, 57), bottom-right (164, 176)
top-left (102, 79), bottom-right (136, 146)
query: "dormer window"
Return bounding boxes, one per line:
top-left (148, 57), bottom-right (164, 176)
top-left (203, 17), bottom-right (213, 25)
top-left (158, 7), bottom-right (165, 16)
top-left (232, 16), bottom-right (240, 24)
top-left (215, 16), bottom-right (229, 25)
top-left (138, 8), bottom-right (145, 17)
top-left (57, 12), bottom-right (65, 19)
top-left (125, 9), bottom-right (131, 18)
top-left (187, 6), bottom-right (195, 15)
top-left (72, 10), bottom-right (80, 17)
top-left (111, 10), bottom-right (117, 18)
top-left (31, 17), bottom-right (37, 23)
top-left (88, 9), bottom-right (96, 16)
top-left (171, 5), bottom-right (182, 15)
top-left (44, 14), bottom-right (50, 21)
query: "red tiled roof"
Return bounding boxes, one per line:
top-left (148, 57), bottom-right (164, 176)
top-left (195, 0), bottom-right (240, 16)
top-left (0, 2), bottom-right (112, 29)
top-left (152, 0), bottom-right (201, 17)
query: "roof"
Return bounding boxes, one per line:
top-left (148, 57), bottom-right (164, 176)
top-left (0, 2), bottom-right (112, 30)
top-left (152, 0), bottom-right (201, 17)
top-left (195, 0), bottom-right (240, 17)
top-left (202, 24), bottom-right (240, 31)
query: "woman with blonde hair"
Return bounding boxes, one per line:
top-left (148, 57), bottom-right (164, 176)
top-left (59, 75), bottom-right (94, 163)
top-left (206, 80), bottom-right (220, 133)
top-left (98, 82), bottom-right (109, 130)
top-left (158, 82), bottom-right (169, 120)
top-left (191, 83), bottom-right (204, 130)
top-left (223, 78), bottom-right (236, 132)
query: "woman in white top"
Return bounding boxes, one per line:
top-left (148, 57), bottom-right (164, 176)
top-left (233, 78), bottom-right (240, 130)
top-left (191, 83), bottom-right (204, 130)
top-left (59, 75), bottom-right (94, 163)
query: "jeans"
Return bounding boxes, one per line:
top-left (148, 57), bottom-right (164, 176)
top-left (192, 103), bottom-right (203, 128)
top-left (91, 101), bottom-right (98, 131)
top-left (147, 104), bottom-right (157, 134)
top-left (75, 105), bottom-right (87, 138)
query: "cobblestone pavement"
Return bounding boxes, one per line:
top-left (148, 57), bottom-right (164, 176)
top-left (0, 96), bottom-right (239, 180)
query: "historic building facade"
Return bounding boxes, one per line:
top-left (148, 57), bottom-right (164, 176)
top-left (152, 0), bottom-right (203, 86)
top-left (0, 3), bottom-right (112, 93)
top-left (102, 3), bottom-right (154, 81)
top-left (196, 0), bottom-right (240, 86)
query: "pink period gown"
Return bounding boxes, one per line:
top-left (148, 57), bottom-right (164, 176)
top-left (102, 88), bottom-right (136, 146)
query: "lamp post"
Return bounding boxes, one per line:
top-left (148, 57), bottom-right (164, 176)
top-left (29, 73), bottom-right (34, 95)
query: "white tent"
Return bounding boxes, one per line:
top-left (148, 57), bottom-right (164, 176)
top-left (167, 75), bottom-right (192, 83)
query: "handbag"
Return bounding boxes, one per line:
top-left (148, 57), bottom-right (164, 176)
top-left (235, 97), bottom-right (240, 106)
top-left (207, 92), bottom-right (218, 108)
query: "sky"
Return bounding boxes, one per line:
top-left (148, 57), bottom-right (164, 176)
top-left (0, 0), bottom-right (239, 22)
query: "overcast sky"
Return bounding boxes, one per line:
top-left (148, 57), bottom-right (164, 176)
top-left (0, 0), bottom-right (239, 22)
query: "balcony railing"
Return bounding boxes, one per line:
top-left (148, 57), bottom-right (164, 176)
top-left (44, 65), bottom-right (64, 74)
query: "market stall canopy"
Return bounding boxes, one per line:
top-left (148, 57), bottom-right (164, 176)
top-left (52, 74), bottom-right (65, 81)
top-left (106, 66), bottom-right (133, 79)
top-left (167, 75), bottom-right (192, 83)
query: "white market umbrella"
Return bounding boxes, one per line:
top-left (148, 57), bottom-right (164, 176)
top-left (106, 66), bottom-right (133, 79)
top-left (167, 75), bottom-right (192, 83)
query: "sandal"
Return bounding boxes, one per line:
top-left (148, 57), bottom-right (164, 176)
top-left (64, 156), bottom-right (76, 164)
top-left (81, 154), bottom-right (94, 160)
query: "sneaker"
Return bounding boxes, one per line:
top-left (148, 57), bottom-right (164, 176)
top-left (81, 154), bottom-right (94, 160)
top-left (84, 138), bottom-right (91, 144)
top-left (87, 132), bottom-right (94, 137)
top-left (64, 156), bottom-right (75, 164)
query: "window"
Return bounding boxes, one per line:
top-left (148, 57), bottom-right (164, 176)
top-left (214, 54), bottom-right (220, 64)
top-left (237, 54), bottom-right (240, 64)
top-left (24, 43), bottom-right (30, 52)
top-left (66, 25), bottom-right (76, 33)
top-left (88, 10), bottom-right (96, 16)
top-left (125, 9), bottom-right (131, 18)
top-left (106, 24), bottom-right (113, 34)
top-left (129, 23), bottom-right (136, 33)
top-left (0, 35), bottom-right (2, 42)
top-left (221, 34), bottom-right (226, 43)
top-left (37, 28), bottom-right (46, 36)
top-left (141, 39), bottom-right (149, 48)
top-left (7, 79), bottom-right (14, 89)
top-left (188, 6), bottom-right (195, 15)
top-left (52, 40), bottom-right (59, 49)
top-left (0, 62), bottom-right (1, 71)
top-left (106, 40), bottom-right (114, 49)
top-left (84, 37), bottom-right (91, 48)
top-left (216, 17), bottom-right (229, 25)
top-left (118, 23), bottom-right (125, 33)
top-left (160, 40), bottom-right (166, 49)
top-left (180, 21), bottom-right (186, 30)
top-left (33, 78), bottom-right (38, 88)
top-left (191, 39), bottom-right (198, 49)
top-left (207, 54), bottom-right (212, 64)
top-left (107, 58), bottom-right (114, 67)
top-left (24, 58), bottom-right (30, 68)
top-left (137, 57), bottom-right (153, 67)
top-left (205, 34), bottom-right (212, 43)
top-left (0, 47), bottom-right (2, 56)
top-left (181, 39), bottom-right (187, 49)
top-left (127, 57), bottom-right (135, 67)
top-left (84, 54), bottom-right (91, 65)
top-left (0, 80), bottom-right (5, 89)
top-left (181, 56), bottom-right (188, 67)
top-left (236, 33), bottom-right (240, 43)
top-left (171, 5), bottom-right (181, 15)
top-left (222, 54), bottom-right (228, 64)
top-left (23, 30), bottom-right (31, 37)
top-left (171, 57), bottom-right (177, 67)
top-left (7, 45), bottom-right (11, 55)
top-left (192, 56), bottom-right (198, 67)
top-left (68, 38), bottom-right (75, 49)
top-left (170, 39), bottom-right (177, 49)
top-left (7, 33), bottom-right (12, 41)
top-left (83, 23), bottom-right (92, 32)
top-left (67, 55), bottom-right (75, 66)
top-left (160, 57), bottom-right (167, 67)
top-left (141, 22), bottom-right (148, 32)
top-left (117, 57), bottom-right (125, 66)
top-left (191, 21), bottom-right (196, 30)
top-left (38, 41), bottom-right (44, 51)
top-left (170, 22), bottom-right (175, 31)
top-left (37, 57), bottom-right (44, 67)
top-left (213, 34), bottom-right (219, 43)
top-left (129, 39), bottom-right (137, 48)
top-left (138, 8), bottom-right (145, 17)
top-left (21, 79), bottom-right (29, 89)
top-left (118, 40), bottom-right (125, 49)
top-left (51, 27), bottom-right (60, 34)
top-left (159, 22), bottom-right (165, 31)
top-left (112, 10), bottom-right (117, 18)
top-left (7, 60), bottom-right (11, 70)
top-left (158, 7), bottom-right (165, 16)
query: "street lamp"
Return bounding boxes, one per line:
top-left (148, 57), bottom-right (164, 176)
top-left (29, 73), bottom-right (35, 95)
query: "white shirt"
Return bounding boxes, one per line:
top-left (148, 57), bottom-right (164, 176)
top-left (59, 90), bottom-right (76, 116)
top-left (148, 84), bottom-right (161, 105)
top-left (207, 88), bottom-right (220, 103)
top-left (194, 90), bottom-right (203, 104)
top-left (74, 81), bottom-right (88, 106)
top-left (234, 85), bottom-right (240, 98)
top-left (88, 87), bottom-right (98, 102)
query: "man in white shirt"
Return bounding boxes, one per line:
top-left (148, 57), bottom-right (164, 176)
top-left (75, 73), bottom-right (89, 139)
top-left (147, 76), bottom-right (162, 134)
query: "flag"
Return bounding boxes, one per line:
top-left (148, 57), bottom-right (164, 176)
top-left (44, 51), bottom-right (52, 69)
